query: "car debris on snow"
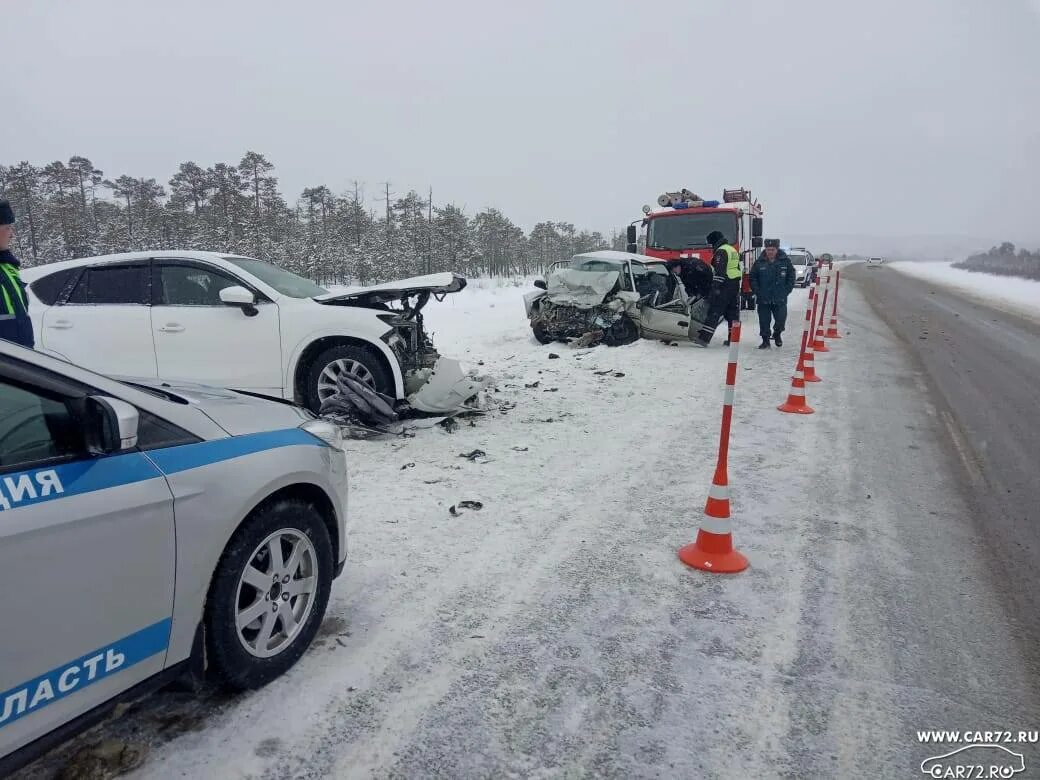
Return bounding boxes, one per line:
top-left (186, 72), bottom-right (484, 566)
top-left (319, 367), bottom-right (493, 439)
top-left (458, 449), bottom-right (487, 461)
top-left (448, 501), bottom-right (484, 516)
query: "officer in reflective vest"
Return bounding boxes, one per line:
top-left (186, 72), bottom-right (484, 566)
top-left (0, 199), bottom-right (34, 349)
top-left (694, 230), bottom-right (742, 346)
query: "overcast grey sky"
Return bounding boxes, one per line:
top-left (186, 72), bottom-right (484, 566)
top-left (5, 0), bottom-right (1039, 242)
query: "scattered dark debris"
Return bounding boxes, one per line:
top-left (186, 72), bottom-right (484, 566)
top-left (512, 446), bottom-right (529, 452)
top-left (152, 712), bottom-right (206, 736)
top-left (478, 360), bottom-right (485, 366)
top-left (440, 418), bottom-right (459, 433)
top-left (525, 381), bottom-right (541, 388)
top-left (255, 738), bottom-right (284, 758)
top-left (400, 462), bottom-right (416, 470)
top-left (469, 634), bottom-right (486, 639)
top-left (548, 353), bottom-right (560, 360)
top-left (56, 739), bottom-right (149, 780)
top-left (543, 387), bottom-right (559, 393)
top-left (613, 372), bottom-right (626, 378)
top-left (593, 369), bottom-right (613, 376)
top-left (459, 449), bottom-right (487, 461)
top-left (449, 500), bottom-right (484, 516)
top-left (423, 478), bottom-right (443, 484)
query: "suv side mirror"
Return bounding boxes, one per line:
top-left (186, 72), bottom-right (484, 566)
top-left (533, 279), bottom-right (547, 290)
top-left (626, 224), bottom-right (638, 254)
top-left (85, 396), bottom-right (139, 454)
top-left (751, 217), bottom-right (763, 238)
top-left (219, 285), bottom-right (259, 316)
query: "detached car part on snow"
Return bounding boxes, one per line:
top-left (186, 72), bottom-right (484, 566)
top-left (524, 251), bottom-right (711, 347)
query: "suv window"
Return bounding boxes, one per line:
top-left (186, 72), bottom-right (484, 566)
top-left (29, 268), bottom-right (80, 305)
top-left (156, 264), bottom-right (239, 306)
top-left (67, 264), bottom-right (150, 305)
top-left (0, 379), bottom-right (86, 472)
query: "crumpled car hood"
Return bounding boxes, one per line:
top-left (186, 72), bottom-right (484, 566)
top-left (545, 270), bottom-right (620, 309)
top-left (313, 273), bottom-right (466, 305)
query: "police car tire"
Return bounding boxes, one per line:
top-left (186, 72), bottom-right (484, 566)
top-left (305, 344), bottom-right (393, 413)
top-left (205, 497), bottom-right (334, 690)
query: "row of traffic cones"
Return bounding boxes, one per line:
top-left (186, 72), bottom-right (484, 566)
top-left (778, 263), bottom-right (841, 414)
top-left (678, 261), bottom-right (845, 576)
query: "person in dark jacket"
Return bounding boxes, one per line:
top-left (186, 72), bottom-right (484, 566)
top-left (666, 257), bottom-right (713, 300)
top-left (694, 230), bottom-right (742, 346)
top-left (749, 238), bottom-right (797, 349)
top-left (0, 200), bottom-right (34, 349)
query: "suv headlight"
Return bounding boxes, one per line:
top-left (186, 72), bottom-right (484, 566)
top-left (300, 419), bottom-right (345, 451)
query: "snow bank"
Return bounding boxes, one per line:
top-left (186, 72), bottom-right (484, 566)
top-left (888, 261), bottom-right (1040, 320)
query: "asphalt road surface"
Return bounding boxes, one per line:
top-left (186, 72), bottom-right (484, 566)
top-left (13, 269), bottom-right (1040, 780)
top-left (849, 262), bottom-right (1040, 673)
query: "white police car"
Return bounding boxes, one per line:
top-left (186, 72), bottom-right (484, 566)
top-left (0, 339), bottom-right (348, 772)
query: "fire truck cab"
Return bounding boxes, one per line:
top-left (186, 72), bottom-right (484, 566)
top-left (626, 188), bottom-right (764, 309)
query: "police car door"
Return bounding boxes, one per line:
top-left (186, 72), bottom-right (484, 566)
top-left (0, 357), bottom-right (175, 759)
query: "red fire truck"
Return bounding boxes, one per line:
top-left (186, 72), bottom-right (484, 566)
top-left (626, 188), bottom-right (764, 309)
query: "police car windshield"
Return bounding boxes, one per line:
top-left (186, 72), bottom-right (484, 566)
top-left (789, 255), bottom-right (808, 265)
top-left (647, 212), bottom-right (738, 250)
top-left (223, 256), bottom-right (329, 298)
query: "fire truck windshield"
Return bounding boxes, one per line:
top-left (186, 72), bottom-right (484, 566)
top-left (646, 212), bottom-right (739, 251)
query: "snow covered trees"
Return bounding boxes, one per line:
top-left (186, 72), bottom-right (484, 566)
top-left (0, 152), bottom-right (612, 281)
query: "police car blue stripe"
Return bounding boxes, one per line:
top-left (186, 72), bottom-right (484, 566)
top-left (0, 619), bottom-right (171, 729)
top-left (147, 427), bottom-right (322, 475)
top-left (0, 428), bottom-right (323, 513)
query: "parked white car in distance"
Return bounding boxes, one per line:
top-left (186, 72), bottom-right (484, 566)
top-left (21, 251), bottom-right (476, 413)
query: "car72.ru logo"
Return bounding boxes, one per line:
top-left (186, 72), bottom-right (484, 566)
top-left (920, 744), bottom-right (1026, 779)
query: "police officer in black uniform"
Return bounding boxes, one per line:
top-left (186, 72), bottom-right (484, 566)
top-left (0, 200), bottom-right (34, 349)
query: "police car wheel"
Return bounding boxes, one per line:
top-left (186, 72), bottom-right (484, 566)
top-left (306, 344), bottom-right (393, 413)
top-left (205, 497), bottom-right (334, 690)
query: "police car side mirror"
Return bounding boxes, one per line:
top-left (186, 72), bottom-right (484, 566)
top-left (85, 396), bottom-right (139, 454)
top-left (219, 285), bottom-right (259, 317)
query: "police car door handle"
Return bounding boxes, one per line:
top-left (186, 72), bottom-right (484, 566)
top-left (159, 323), bottom-right (185, 333)
top-left (49, 320), bottom-right (73, 330)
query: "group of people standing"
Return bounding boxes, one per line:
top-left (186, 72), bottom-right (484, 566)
top-left (667, 232), bottom-right (798, 349)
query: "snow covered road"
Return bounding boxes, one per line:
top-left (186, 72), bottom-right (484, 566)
top-left (18, 275), bottom-right (1040, 779)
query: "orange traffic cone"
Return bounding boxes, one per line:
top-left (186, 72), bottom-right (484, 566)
top-left (678, 323), bottom-right (748, 574)
top-left (825, 270), bottom-right (843, 339)
top-left (778, 370), bottom-right (814, 414)
top-left (825, 315), bottom-right (841, 340)
top-left (801, 349), bottom-right (821, 382)
top-left (678, 465), bottom-right (749, 573)
top-left (814, 278), bottom-right (831, 351)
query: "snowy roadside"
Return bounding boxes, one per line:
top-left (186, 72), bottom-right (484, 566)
top-left (93, 282), bottom-right (824, 779)
top-left (887, 260), bottom-right (1040, 322)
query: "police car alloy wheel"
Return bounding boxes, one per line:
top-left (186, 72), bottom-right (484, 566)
top-left (306, 343), bottom-right (392, 413)
top-left (205, 496), bottom-right (334, 690)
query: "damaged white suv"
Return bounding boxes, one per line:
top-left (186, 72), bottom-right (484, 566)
top-left (21, 251), bottom-right (473, 414)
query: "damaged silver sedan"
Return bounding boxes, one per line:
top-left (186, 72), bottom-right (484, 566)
top-left (524, 251), bottom-right (711, 346)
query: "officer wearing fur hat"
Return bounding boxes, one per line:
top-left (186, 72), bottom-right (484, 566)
top-left (0, 200), bottom-right (35, 349)
top-left (749, 238), bottom-right (797, 349)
